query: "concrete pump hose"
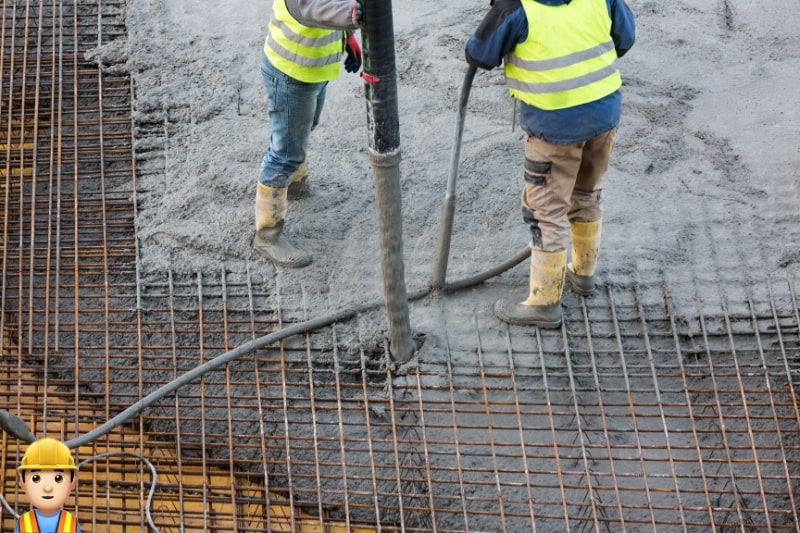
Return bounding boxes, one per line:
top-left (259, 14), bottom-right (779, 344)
top-left (63, 305), bottom-right (365, 450)
top-left (62, 240), bottom-right (529, 450)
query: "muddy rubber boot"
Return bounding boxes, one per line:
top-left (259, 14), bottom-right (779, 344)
top-left (287, 160), bottom-right (309, 200)
top-left (566, 219), bottom-right (601, 296)
top-left (254, 183), bottom-right (312, 268)
top-left (494, 249), bottom-right (566, 328)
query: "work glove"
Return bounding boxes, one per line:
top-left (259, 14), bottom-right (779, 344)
top-left (344, 33), bottom-right (362, 73)
top-left (352, 1), bottom-right (363, 25)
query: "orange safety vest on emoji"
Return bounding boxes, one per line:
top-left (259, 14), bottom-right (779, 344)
top-left (18, 510), bottom-right (78, 533)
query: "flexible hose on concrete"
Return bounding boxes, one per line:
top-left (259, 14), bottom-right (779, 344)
top-left (441, 247), bottom-right (530, 293)
top-left (430, 64), bottom-right (477, 291)
top-left (62, 260), bottom-right (528, 449)
top-left (430, 64), bottom-right (530, 292)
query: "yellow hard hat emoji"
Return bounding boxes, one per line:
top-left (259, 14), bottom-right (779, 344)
top-left (17, 438), bottom-right (78, 471)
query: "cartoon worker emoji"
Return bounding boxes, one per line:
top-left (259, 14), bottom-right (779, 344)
top-left (16, 438), bottom-right (80, 533)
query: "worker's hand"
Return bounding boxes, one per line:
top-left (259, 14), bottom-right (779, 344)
top-left (352, 1), bottom-right (363, 25)
top-left (344, 33), bottom-right (362, 73)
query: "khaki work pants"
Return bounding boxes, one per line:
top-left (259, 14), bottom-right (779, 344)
top-left (521, 129), bottom-right (617, 252)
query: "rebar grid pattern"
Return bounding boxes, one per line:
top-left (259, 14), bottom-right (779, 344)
top-left (408, 286), bottom-right (800, 531)
top-left (1, 1), bottom-right (800, 532)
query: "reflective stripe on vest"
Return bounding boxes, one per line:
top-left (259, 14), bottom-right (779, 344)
top-left (20, 512), bottom-right (39, 533)
top-left (59, 511), bottom-right (77, 533)
top-left (504, 0), bottom-right (621, 110)
top-left (263, 0), bottom-right (343, 83)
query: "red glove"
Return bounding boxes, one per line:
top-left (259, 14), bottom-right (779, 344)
top-left (344, 33), bottom-right (362, 73)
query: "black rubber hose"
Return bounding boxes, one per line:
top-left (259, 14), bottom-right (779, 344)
top-left (62, 244), bottom-right (531, 449)
top-left (361, 1), bottom-right (399, 153)
top-left (430, 63), bottom-right (530, 292)
top-left (442, 247), bottom-right (530, 294)
top-left (64, 305), bottom-right (364, 449)
top-left (61, 261), bottom-right (531, 450)
top-left (430, 64), bottom-right (477, 290)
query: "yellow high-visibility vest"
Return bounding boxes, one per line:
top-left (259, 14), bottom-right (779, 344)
top-left (18, 510), bottom-right (78, 533)
top-left (504, 0), bottom-right (621, 110)
top-left (263, 0), bottom-right (344, 83)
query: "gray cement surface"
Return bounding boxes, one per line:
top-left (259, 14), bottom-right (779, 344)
top-left (119, 0), bottom-right (800, 329)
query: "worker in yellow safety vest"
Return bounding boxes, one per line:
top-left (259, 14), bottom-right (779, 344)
top-left (255, 0), bottom-right (363, 268)
top-left (466, 0), bottom-right (636, 328)
top-left (16, 438), bottom-right (80, 533)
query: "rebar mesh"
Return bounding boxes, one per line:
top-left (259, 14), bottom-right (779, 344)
top-left (1, 1), bottom-right (799, 532)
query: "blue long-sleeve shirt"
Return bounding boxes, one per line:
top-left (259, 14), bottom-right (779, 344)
top-left (465, 0), bottom-right (636, 144)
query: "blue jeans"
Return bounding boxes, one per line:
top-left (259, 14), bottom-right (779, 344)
top-left (258, 52), bottom-right (327, 188)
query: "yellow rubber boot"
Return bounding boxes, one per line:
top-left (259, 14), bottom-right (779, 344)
top-left (567, 219), bottom-right (601, 296)
top-left (287, 160), bottom-right (309, 200)
top-left (494, 249), bottom-right (566, 328)
top-left (254, 183), bottom-right (312, 268)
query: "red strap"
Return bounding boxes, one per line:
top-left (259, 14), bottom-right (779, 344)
top-left (360, 72), bottom-right (380, 83)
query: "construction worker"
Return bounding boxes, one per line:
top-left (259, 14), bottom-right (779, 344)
top-left (16, 438), bottom-right (80, 533)
top-left (255, 0), bottom-right (363, 268)
top-left (466, 0), bottom-right (635, 328)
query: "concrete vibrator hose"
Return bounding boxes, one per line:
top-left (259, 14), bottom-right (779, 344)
top-left (430, 63), bottom-right (531, 292)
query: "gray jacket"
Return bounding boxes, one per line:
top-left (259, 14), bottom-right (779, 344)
top-left (284, 0), bottom-right (359, 31)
